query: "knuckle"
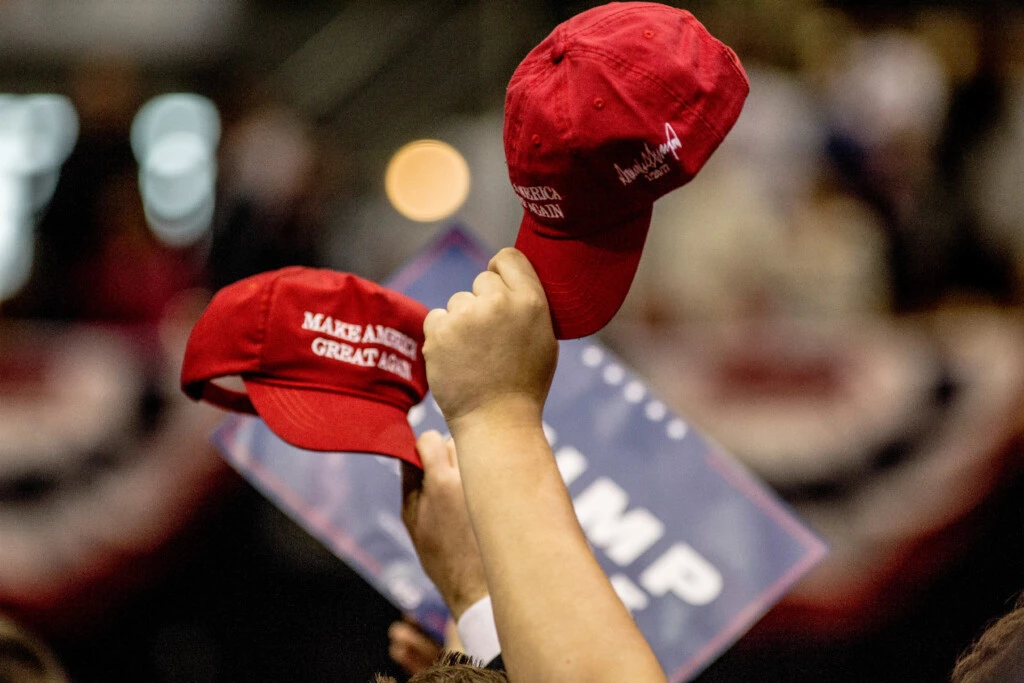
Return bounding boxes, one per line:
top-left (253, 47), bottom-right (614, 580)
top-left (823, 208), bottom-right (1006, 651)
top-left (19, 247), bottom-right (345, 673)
top-left (472, 271), bottom-right (490, 289)
top-left (519, 290), bottom-right (547, 314)
top-left (422, 309), bottom-right (445, 335)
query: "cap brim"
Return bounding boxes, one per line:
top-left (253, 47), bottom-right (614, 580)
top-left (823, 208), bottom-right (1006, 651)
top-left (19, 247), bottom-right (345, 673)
top-left (514, 207), bottom-right (653, 339)
top-left (245, 380), bottom-right (422, 468)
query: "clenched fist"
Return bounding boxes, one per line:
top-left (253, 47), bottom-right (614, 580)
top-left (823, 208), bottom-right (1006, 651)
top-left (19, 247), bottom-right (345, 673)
top-left (422, 248), bottom-right (558, 433)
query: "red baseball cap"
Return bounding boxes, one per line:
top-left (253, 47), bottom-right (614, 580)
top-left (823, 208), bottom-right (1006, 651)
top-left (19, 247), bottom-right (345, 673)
top-left (181, 266), bottom-right (430, 467)
top-left (504, 2), bottom-right (749, 339)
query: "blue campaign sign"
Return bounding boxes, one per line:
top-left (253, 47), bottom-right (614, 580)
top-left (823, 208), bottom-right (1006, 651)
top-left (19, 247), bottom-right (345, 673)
top-left (211, 225), bottom-right (827, 681)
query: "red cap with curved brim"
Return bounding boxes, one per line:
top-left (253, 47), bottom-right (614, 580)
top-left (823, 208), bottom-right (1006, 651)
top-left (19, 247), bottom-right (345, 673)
top-left (504, 2), bottom-right (749, 339)
top-left (180, 266), bottom-right (429, 468)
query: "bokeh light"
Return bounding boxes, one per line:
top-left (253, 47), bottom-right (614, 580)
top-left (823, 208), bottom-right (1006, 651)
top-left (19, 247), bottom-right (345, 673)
top-left (131, 93), bottom-right (220, 246)
top-left (0, 94), bottom-right (78, 301)
top-left (0, 177), bottom-right (33, 302)
top-left (384, 139), bottom-right (470, 222)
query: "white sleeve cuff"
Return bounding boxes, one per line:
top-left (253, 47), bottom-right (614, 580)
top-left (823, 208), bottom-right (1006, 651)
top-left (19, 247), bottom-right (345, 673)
top-left (455, 595), bottom-right (501, 664)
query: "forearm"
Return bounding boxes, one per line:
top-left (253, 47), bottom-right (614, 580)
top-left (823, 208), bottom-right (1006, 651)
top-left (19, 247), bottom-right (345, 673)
top-left (451, 404), bottom-right (666, 683)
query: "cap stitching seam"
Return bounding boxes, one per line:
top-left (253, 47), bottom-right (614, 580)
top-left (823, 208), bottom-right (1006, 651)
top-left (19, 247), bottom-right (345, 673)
top-left (505, 74), bottom-right (530, 161)
top-left (569, 44), bottom-right (733, 142)
top-left (256, 272), bottom-right (278, 369)
top-left (554, 42), bottom-right (575, 152)
top-left (565, 5), bottom-right (746, 90)
top-left (507, 54), bottom-right (568, 163)
top-left (565, 4), bottom-right (659, 40)
top-left (251, 378), bottom-right (413, 413)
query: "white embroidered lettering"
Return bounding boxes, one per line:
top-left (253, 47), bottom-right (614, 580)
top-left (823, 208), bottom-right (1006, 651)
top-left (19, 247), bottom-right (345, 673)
top-left (378, 351), bottom-right (412, 380)
top-left (525, 201), bottom-right (565, 219)
top-left (513, 184), bottom-right (566, 221)
top-left (614, 123), bottom-right (683, 186)
top-left (334, 319), bottom-right (362, 343)
top-left (311, 338), bottom-right (382, 369)
top-left (512, 184), bottom-right (562, 202)
top-left (374, 325), bottom-right (418, 360)
top-left (302, 312), bottom-right (324, 331)
top-left (304, 311), bottom-right (418, 375)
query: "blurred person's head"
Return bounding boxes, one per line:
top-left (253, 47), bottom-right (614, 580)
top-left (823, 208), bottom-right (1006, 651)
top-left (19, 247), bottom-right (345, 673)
top-left (823, 29), bottom-right (951, 220)
top-left (209, 104), bottom-right (324, 289)
top-left (825, 30), bottom-right (950, 154)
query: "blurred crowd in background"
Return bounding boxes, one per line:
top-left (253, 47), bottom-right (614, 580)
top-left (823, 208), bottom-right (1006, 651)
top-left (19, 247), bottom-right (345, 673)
top-left (0, 0), bottom-right (1022, 681)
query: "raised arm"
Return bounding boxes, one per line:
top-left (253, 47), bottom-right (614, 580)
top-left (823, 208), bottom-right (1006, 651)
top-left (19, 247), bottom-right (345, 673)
top-left (422, 247), bottom-right (667, 683)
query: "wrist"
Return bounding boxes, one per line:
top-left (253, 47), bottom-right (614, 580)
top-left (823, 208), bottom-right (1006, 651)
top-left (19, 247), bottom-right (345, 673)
top-left (447, 393), bottom-right (545, 441)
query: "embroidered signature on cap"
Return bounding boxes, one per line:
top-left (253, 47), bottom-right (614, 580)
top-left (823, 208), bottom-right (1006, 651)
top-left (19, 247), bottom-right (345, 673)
top-left (614, 123), bottom-right (682, 186)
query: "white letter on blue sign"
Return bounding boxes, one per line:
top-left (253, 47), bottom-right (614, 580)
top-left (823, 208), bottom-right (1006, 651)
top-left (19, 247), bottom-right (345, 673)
top-left (573, 477), bottom-right (665, 566)
top-left (639, 543), bottom-right (723, 606)
top-left (554, 446), bottom-right (587, 486)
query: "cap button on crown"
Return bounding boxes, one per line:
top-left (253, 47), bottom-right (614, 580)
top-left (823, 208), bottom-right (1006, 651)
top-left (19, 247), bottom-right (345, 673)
top-left (551, 38), bottom-right (566, 63)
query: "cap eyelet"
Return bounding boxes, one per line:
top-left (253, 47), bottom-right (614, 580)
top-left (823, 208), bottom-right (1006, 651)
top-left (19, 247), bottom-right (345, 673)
top-left (643, 29), bottom-right (654, 38)
top-left (531, 134), bottom-right (542, 147)
top-left (593, 98), bottom-right (604, 110)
